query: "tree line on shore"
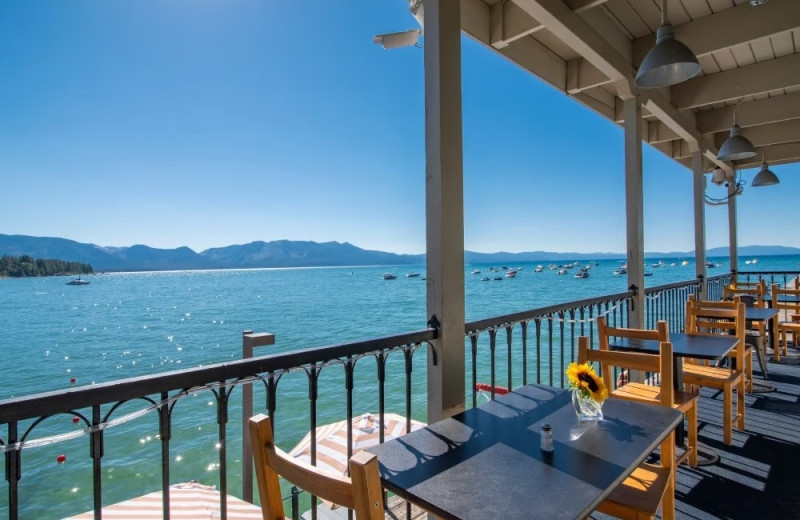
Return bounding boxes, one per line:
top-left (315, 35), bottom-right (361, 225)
top-left (0, 255), bottom-right (94, 278)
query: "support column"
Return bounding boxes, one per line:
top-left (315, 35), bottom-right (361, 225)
top-left (424, 0), bottom-right (465, 423)
top-left (727, 180), bottom-right (738, 274)
top-left (623, 96), bottom-right (645, 329)
top-left (692, 152), bottom-right (707, 300)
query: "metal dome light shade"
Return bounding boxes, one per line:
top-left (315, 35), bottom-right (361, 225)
top-left (635, 24), bottom-right (701, 88)
top-left (717, 124), bottom-right (757, 161)
top-left (751, 161), bottom-right (779, 187)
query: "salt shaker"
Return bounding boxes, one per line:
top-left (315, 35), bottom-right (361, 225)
top-left (540, 423), bottom-right (554, 453)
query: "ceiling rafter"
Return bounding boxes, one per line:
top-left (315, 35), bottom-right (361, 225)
top-left (632, 0), bottom-right (800, 67)
top-left (696, 92), bottom-right (800, 134)
top-left (490, 0), bottom-right (611, 49)
top-left (672, 53), bottom-right (800, 110)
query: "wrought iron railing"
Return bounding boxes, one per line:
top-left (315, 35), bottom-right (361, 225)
top-left (736, 270), bottom-right (800, 289)
top-left (644, 278), bottom-right (702, 333)
top-left (0, 330), bottom-right (434, 520)
top-left (464, 291), bottom-right (633, 407)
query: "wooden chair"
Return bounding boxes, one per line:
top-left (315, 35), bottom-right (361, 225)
top-left (689, 294), bottom-right (754, 393)
top-left (249, 414), bottom-right (384, 520)
top-left (682, 298), bottom-right (746, 446)
top-left (771, 283), bottom-right (800, 359)
top-left (578, 336), bottom-right (676, 520)
top-left (596, 317), bottom-right (697, 468)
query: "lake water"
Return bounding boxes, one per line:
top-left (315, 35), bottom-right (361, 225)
top-left (2, 255), bottom-right (798, 518)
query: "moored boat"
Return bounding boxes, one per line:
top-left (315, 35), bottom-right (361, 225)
top-left (383, 273), bottom-right (397, 280)
top-left (66, 277), bottom-right (90, 285)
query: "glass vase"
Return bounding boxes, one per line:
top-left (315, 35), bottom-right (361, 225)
top-left (571, 390), bottom-right (604, 421)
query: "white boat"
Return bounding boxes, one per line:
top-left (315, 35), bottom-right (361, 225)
top-left (383, 273), bottom-right (397, 280)
top-left (406, 273), bottom-right (421, 278)
top-left (557, 268), bottom-right (568, 275)
top-left (752, 258), bottom-right (759, 264)
top-left (574, 268), bottom-right (589, 279)
top-left (745, 260), bottom-right (752, 265)
top-left (681, 260), bottom-right (689, 266)
top-left (534, 265), bottom-right (544, 273)
top-left (613, 268), bottom-right (627, 275)
top-left (66, 277), bottom-right (90, 286)
top-left (471, 269), bottom-right (481, 274)
top-left (505, 270), bottom-right (517, 278)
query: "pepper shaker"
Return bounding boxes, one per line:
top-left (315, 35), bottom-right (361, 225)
top-left (540, 423), bottom-right (554, 452)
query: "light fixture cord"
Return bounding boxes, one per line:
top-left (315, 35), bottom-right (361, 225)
top-left (733, 98), bottom-right (743, 126)
top-left (661, 0), bottom-right (667, 26)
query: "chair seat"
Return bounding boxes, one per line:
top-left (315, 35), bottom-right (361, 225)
top-left (612, 383), bottom-right (697, 413)
top-left (779, 321), bottom-right (800, 328)
top-left (682, 364), bottom-right (742, 386)
top-left (600, 463), bottom-right (672, 517)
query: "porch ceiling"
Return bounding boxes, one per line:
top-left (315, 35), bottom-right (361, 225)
top-left (461, 0), bottom-right (800, 172)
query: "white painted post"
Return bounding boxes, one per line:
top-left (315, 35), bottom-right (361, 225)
top-left (692, 152), bottom-right (707, 300)
top-left (623, 96), bottom-right (645, 330)
top-left (241, 331), bottom-right (275, 503)
top-left (727, 180), bottom-right (739, 275)
top-left (424, 0), bottom-right (466, 423)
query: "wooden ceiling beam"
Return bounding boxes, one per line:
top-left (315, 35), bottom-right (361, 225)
top-left (672, 54), bottom-right (800, 110)
top-left (696, 93), bottom-right (800, 134)
top-left (513, 0), bottom-right (634, 95)
top-left (732, 142), bottom-right (800, 170)
top-left (632, 0), bottom-right (800, 67)
top-left (490, 0), bottom-right (611, 49)
top-left (713, 119), bottom-right (800, 151)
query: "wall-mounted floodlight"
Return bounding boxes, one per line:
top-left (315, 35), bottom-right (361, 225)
top-left (373, 29), bottom-right (422, 49)
top-left (374, 0), bottom-right (423, 50)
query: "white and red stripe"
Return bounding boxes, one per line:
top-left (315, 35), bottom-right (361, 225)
top-left (289, 413), bottom-right (425, 476)
top-left (65, 481), bottom-right (263, 519)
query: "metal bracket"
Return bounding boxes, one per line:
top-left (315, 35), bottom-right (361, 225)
top-left (628, 284), bottom-right (638, 311)
top-left (427, 314), bottom-right (441, 331)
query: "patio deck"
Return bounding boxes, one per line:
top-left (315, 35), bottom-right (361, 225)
top-left (595, 346), bottom-right (800, 520)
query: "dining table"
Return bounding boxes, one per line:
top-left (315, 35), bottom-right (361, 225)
top-left (607, 332), bottom-right (739, 465)
top-left (367, 384), bottom-right (681, 520)
top-left (742, 306), bottom-right (779, 386)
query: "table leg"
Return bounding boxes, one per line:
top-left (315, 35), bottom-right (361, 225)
top-left (672, 356), bottom-right (686, 447)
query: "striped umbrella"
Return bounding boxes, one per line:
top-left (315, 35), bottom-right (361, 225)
top-left (289, 413), bottom-right (425, 476)
top-left (65, 481), bottom-right (263, 519)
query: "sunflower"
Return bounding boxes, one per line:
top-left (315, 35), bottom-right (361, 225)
top-left (566, 362), bottom-right (608, 403)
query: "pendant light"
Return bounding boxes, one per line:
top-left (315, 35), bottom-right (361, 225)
top-left (634, 0), bottom-right (701, 88)
top-left (717, 100), bottom-right (757, 161)
top-left (751, 153), bottom-right (780, 187)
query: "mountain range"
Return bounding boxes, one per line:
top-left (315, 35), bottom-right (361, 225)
top-left (1, 234), bottom-right (798, 272)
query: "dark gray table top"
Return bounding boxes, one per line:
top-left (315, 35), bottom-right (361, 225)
top-left (608, 332), bottom-right (738, 361)
top-left (744, 307), bottom-right (779, 321)
top-left (367, 385), bottom-right (681, 520)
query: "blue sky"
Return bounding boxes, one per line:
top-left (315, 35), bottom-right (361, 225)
top-left (1, 0), bottom-right (796, 255)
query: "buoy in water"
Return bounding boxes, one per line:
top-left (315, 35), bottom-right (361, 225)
top-left (69, 378), bottom-right (76, 384)
top-left (72, 417), bottom-right (79, 424)
top-left (57, 455), bottom-right (66, 464)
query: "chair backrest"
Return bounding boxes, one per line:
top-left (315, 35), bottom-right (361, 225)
top-left (578, 335), bottom-right (674, 408)
top-left (596, 316), bottom-right (669, 386)
top-left (771, 283), bottom-right (800, 313)
top-left (724, 280), bottom-right (765, 307)
top-left (685, 297), bottom-right (746, 369)
top-left (249, 414), bottom-right (384, 520)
